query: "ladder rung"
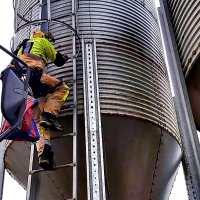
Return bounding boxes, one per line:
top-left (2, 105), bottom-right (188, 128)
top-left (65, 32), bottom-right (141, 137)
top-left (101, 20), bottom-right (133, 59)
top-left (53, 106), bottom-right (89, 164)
top-left (66, 79), bottom-right (76, 83)
top-left (66, 104), bottom-right (76, 108)
top-left (28, 163), bottom-right (76, 175)
top-left (51, 132), bottom-right (76, 140)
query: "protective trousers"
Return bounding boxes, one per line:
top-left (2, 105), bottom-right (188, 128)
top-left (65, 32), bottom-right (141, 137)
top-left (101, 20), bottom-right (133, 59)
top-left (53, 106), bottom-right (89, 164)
top-left (32, 98), bottom-right (51, 156)
top-left (33, 78), bottom-right (69, 156)
top-left (19, 55), bottom-right (69, 115)
top-left (33, 82), bottom-right (69, 156)
top-left (38, 73), bottom-right (69, 115)
top-left (19, 55), bottom-right (70, 156)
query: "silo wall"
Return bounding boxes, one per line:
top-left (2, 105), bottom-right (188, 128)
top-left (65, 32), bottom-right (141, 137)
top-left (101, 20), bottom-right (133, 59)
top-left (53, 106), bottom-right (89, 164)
top-left (4, 0), bottom-right (182, 199)
top-left (166, 0), bottom-right (200, 130)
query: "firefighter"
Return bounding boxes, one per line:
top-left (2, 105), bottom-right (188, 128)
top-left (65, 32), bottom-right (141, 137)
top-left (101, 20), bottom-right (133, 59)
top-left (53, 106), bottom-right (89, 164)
top-left (17, 30), bottom-right (70, 169)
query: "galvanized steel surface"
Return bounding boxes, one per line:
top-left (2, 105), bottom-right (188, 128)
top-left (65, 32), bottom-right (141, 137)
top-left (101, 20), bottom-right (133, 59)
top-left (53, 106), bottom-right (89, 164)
top-left (15, 0), bottom-right (41, 47)
top-left (3, 1), bottom-right (183, 199)
top-left (82, 40), bottom-right (106, 200)
top-left (167, 0), bottom-right (200, 76)
top-left (77, 0), bottom-right (180, 142)
top-left (4, 115), bottom-right (182, 200)
top-left (159, 2), bottom-right (200, 198)
top-left (13, 0), bottom-right (180, 142)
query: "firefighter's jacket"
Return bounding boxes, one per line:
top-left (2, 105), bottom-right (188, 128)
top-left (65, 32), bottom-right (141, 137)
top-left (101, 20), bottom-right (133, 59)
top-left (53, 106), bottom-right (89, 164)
top-left (17, 37), bottom-right (66, 70)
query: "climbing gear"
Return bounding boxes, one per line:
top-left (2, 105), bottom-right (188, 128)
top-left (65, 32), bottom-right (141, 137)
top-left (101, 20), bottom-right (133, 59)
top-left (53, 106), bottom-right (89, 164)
top-left (8, 39), bottom-right (29, 77)
top-left (17, 30), bottom-right (67, 66)
top-left (18, 36), bottom-right (57, 64)
top-left (40, 112), bottom-right (64, 132)
top-left (13, 39), bottom-right (29, 55)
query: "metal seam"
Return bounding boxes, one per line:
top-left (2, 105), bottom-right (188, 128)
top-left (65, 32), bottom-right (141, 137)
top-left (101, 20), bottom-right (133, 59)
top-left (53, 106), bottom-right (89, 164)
top-left (45, 172), bottom-right (66, 200)
top-left (149, 129), bottom-right (163, 200)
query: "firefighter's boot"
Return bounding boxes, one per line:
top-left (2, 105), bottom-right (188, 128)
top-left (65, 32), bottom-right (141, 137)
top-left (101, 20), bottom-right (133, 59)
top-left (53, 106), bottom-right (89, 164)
top-left (39, 144), bottom-right (56, 170)
top-left (40, 112), bottom-right (64, 132)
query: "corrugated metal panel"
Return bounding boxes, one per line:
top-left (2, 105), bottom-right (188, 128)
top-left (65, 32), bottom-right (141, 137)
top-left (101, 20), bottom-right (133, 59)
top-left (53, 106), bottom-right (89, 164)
top-left (14, 0), bottom-right (40, 47)
top-left (132, 0), bottom-right (158, 20)
top-left (76, 0), bottom-right (180, 142)
top-left (13, 0), bottom-right (180, 142)
top-left (46, 0), bottom-right (82, 115)
top-left (167, 0), bottom-right (200, 76)
top-left (4, 0), bottom-right (182, 198)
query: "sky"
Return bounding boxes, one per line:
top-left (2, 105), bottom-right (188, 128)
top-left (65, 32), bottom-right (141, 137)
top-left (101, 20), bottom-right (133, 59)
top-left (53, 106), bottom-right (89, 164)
top-left (0, 0), bottom-right (191, 200)
top-left (0, 1), bottom-right (26, 200)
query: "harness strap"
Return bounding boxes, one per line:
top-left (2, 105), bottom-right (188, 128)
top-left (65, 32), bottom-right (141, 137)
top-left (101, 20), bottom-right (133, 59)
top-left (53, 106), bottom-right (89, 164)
top-left (13, 39), bottom-right (29, 55)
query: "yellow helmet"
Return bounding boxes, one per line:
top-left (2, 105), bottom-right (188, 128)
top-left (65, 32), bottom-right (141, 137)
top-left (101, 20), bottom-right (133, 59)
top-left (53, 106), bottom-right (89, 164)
top-left (31, 30), bottom-right (55, 42)
top-left (31, 30), bottom-right (45, 39)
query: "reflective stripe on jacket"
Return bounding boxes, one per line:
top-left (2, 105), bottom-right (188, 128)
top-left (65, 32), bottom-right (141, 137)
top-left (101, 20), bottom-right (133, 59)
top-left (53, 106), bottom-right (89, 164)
top-left (17, 37), bottom-right (57, 64)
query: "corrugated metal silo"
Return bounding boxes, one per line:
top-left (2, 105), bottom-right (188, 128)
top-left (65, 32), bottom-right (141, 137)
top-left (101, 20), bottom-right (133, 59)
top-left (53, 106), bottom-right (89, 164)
top-left (4, 0), bottom-right (182, 199)
top-left (166, 0), bottom-right (200, 130)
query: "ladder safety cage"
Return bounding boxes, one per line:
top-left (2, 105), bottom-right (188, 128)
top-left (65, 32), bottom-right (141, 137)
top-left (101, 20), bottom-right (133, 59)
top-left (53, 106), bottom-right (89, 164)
top-left (12, 0), bottom-right (79, 199)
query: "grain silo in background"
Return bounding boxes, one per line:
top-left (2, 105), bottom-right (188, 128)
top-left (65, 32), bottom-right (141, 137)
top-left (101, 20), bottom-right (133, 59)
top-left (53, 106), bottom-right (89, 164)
top-left (158, 0), bottom-right (200, 199)
top-left (165, 0), bottom-right (200, 129)
top-left (3, 0), bottom-right (182, 199)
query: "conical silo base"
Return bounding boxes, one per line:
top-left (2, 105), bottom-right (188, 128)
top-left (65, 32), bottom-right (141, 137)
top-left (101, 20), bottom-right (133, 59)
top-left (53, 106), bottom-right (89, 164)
top-left (101, 115), bottom-right (182, 200)
top-left (186, 57), bottom-right (200, 130)
top-left (4, 114), bottom-right (181, 200)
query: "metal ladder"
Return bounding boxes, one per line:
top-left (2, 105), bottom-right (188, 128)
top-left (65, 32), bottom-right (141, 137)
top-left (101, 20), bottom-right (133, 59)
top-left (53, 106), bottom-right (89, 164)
top-left (13, 0), bottom-right (107, 199)
top-left (24, 0), bottom-right (78, 199)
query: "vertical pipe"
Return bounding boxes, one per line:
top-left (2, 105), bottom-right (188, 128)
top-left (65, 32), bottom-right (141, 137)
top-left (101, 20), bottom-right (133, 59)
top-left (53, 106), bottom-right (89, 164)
top-left (0, 140), bottom-right (5, 200)
top-left (38, 0), bottom-right (43, 30)
top-left (158, 1), bottom-right (200, 199)
top-left (72, 0), bottom-right (77, 198)
top-left (47, 0), bottom-right (51, 21)
top-left (41, 0), bottom-right (48, 32)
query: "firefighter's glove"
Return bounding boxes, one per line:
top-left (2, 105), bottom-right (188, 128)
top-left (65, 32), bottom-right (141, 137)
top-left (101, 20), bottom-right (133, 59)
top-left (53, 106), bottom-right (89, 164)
top-left (54, 51), bottom-right (68, 67)
top-left (63, 55), bottom-right (68, 62)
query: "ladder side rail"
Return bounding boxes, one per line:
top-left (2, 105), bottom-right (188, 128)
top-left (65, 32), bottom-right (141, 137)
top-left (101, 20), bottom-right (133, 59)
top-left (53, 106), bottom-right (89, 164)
top-left (47, 0), bottom-right (51, 21)
top-left (72, 0), bottom-right (78, 198)
top-left (26, 3), bottom-right (43, 199)
top-left (26, 144), bottom-right (41, 200)
top-left (0, 140), bottom-right (5, 199)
